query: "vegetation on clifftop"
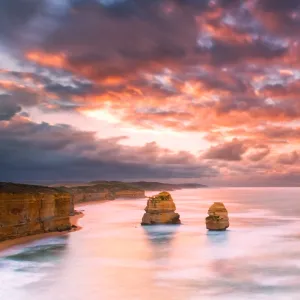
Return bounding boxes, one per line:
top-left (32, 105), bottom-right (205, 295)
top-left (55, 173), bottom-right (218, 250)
top-left (90, 181), bottom-right (207, 191)
top-left (59, 181), bottom-right (144, 193)
top-left (0, 182), bottom-right (65, 194)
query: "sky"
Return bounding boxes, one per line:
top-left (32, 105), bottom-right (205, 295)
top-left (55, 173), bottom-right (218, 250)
top-left (0, 0), bottom-right (300, 186)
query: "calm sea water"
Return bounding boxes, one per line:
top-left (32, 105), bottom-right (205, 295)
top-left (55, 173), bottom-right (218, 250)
top-left (1, 188), bottom-right (300, 300)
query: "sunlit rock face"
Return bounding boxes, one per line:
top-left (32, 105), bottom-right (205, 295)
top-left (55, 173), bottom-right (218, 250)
top-left (206, 202), bottom-right (229, 231)
top-left (141, 192), bottom-right (181, 225)
top-left (0, 183), bottom-right (72, 241)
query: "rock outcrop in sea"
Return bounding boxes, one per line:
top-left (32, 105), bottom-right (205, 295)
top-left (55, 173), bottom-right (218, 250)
top-left (0, 183), bottom-right (73, 242)
top-left (141, 191), bottom-right (181, 225)
top-left (206, 202), bottom-right (229, 231)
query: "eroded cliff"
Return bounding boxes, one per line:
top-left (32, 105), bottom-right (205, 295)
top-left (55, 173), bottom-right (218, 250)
top-left (0, 183), bottom-right (72, 242)
top-left (61, 182), bottom-right (146, 205)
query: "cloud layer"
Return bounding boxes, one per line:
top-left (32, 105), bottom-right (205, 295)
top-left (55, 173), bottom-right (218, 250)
top-left (1, 0), bottom-right (300, 185)
top-left (0, 116), bottom-right (217, 182)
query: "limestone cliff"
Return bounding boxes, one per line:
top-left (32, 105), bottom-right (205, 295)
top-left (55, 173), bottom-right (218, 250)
top-left (114, 189), bottom-right (146, 198)
top-left (0, 183), bottom-right (72, 242)
top-left (90, 180), bottom-right (207, 191)
top-left (61, 183), bottom-right (146, 205)
top-left (71, 191), bottom-right (114, 205)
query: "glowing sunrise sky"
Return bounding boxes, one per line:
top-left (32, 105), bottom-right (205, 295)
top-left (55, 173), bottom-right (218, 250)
top-left (1, 0), bottom-right (300, 186)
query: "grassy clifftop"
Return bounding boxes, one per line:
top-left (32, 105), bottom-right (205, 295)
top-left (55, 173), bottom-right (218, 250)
top-left (1, 181), bottom-right (206, 194)
top-left (0, 182), bottom-right (65, 194)
top-left (90, 181), bottom-right (207, 191)
top-left (60, 181), bottom-right (144, 193)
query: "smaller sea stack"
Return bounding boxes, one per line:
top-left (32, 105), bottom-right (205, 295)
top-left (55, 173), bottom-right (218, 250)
top-left (206, 202), bottom-right (229, 231)
top-left (141, 192), bottom-right (181, 225)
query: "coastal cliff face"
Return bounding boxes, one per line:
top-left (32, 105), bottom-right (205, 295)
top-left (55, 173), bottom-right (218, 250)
top-left (90, 181), bottom-right (207, 191)
top-left (64, 183), bottom-right (146, 205)
top-left (71, 191), bottom-right (114, 204)
top-left (114, 190), bottom-right (145, 198)
top-left (0, 183), bottom-right (72, 242)
top-left (70, 190), bottom-right (145, 205)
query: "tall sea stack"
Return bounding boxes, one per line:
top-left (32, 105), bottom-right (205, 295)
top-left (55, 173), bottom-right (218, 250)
top-left (141, 192), bottom-right (181, 225)
top-left (206, 202), bottom-right (229, 231)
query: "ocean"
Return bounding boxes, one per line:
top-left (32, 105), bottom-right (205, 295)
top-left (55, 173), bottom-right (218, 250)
top-left (1, 188), bottom-right (300, 300)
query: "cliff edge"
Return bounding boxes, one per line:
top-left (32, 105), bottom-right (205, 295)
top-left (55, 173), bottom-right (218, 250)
top-left (0, 182), bottom-right (72, 242)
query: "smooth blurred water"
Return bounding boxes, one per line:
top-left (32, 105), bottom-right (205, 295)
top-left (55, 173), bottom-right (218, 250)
top-left (1, 188), bottom-right (300, 300)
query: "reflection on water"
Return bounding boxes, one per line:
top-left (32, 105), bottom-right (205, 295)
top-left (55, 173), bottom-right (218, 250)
top-left (143, 225), bottom-right (179, 265)
top-left (4, 236), bottom-right (69, 263)
top-left (0, 236), bottom-right (69, 299)
top-left (143, 225), bottom-right (179, 245)
top-left (206, 230), bottom-right (229, 245)
top-left (1, 188), bottom-right (300, 299)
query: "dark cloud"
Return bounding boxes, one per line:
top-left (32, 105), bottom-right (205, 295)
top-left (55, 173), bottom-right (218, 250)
top-left (194, 73), bottom-right (249, 93)
top-left (254, 0), bottom-right (300, 36)
top-left (21, 0), bottom-right (287, 80)
top-left (45, 81), bottom-right (94, 97)
top-left (0, 84), bottom-right (40, 115)
top-left (216, 96), bottom-right (262, 114)
top-left (214, 95), bottom-right (300, 120)
top-left (257, 0), bottom-right (300, 12)
top-left (36, 0), bottom-right (200, 79)
top-left (0, 0), bottom-right (44, 40)
top-left (0, 117), bottom-right (217, 182)
top-left (203, 139), bottom-right (247, 161)
top-left (246, 145), bottom-right (270, 162)
top-left (277, 151), bottom-right (299, 165)
top-left (257, 126), bottom-right (300, 141)
top-left (0, 95), bottom-right (22, 120)
top-left (1, 0), bottom-right (300, 185)
top-left (197, 38), bottom-right (288, 66)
